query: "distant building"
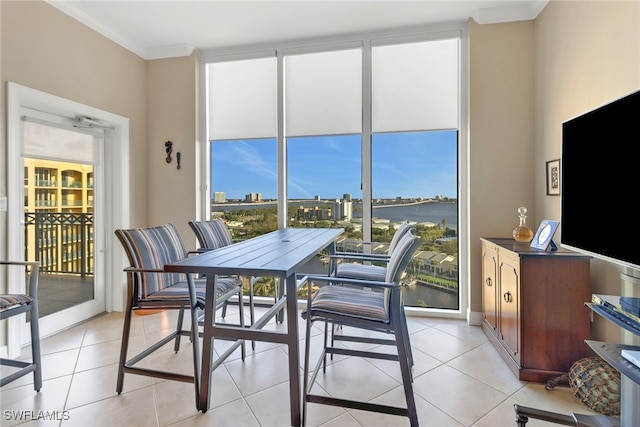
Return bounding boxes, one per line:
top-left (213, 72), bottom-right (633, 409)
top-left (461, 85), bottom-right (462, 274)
top-left (297, 205), bottom-right (331, 221)
top-left (213, 192), bottom-right (226, 202)
top-left (333, 198), bottom-right (353, 221)
top-left (245, 192), bottom-right (262, 202)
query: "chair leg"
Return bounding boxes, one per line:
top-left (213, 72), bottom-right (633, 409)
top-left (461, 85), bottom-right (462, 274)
top-left (116, 293), bottom-right (135, 394)
top-left (322, 321), bottom-right (329, 372)
top-left (189, 301), bottom-right (202, 407)
top-left (174, 306), bottom-right (185, 352)
top-left (238, 287), bottom-right (246, 361)
top-left (395, 322), bottom-right (418, 427)
top-left (248, 277), bottom-right (255, 351)
top-left (29, 304), bottom-right (42, 392)
top-left (400, 306), bottom-right (414, 368)
top-left (302, 313), bottom-right (314, 427)
top-left (221, 301), bottom-right (228, 318)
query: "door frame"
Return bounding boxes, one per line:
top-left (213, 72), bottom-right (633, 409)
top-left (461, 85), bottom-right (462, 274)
top-left (6, 82), bottom-right (129, 356)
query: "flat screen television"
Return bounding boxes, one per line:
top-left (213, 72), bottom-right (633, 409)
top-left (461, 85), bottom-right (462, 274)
top-left (561, 89), bottom-right (640, 270)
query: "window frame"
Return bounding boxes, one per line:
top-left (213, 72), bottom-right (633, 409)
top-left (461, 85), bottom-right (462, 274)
top-left (198, 26), bottom-right (469, 319)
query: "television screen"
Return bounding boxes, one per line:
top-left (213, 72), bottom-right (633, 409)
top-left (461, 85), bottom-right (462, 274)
top-left (561, 89), bottom-right (640, 270)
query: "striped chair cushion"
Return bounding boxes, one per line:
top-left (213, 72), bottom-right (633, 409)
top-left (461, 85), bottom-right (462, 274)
top-left (385, 232), bottom-right (416, 283)
top-left (148, 276), bottom-right (241, 309)
top-left (306, 285), bottom-right (388, 323)
top-left (116, 224), bottom-right (189, 299)
top-left (0, 294), bottom-right (33, 310)
top-left (189, 219), bottom-right (233, 250)
top-left (388, 220), bottom-right (413, 254)
top-left (335, 263), bottom-right (386, 281)
top-left (334, 220), bottom-right (413, 282)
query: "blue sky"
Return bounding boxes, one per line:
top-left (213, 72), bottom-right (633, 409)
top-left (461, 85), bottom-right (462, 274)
top-left (211, 130), bottom-right (457, 200)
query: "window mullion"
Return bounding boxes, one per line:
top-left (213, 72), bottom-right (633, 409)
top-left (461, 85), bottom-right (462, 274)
top-left (277, 49), bottom-right (287, 229)
top-left (362, 42), bottom-right (373, 249)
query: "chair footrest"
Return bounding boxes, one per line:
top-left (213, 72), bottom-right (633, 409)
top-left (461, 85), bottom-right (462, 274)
top-left (333, 334), bottom-right (395, 346)
top-left (0, 363), bottom-right (36, 387)
top-left (1, 358), bottom-right (34, 369)
top-left (306, 394), bottom-right (408, 417)
top-left (123, 366), bottom-right (195, 384)
top-left (327, 347), bottom-right (399, 362)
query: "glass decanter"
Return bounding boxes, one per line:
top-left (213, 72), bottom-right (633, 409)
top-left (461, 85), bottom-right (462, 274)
top-left (513, 206), bottom-right (533, 242)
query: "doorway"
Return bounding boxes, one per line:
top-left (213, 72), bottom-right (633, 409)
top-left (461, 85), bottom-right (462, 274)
top-left (6, 83), bottom-right (130, 354)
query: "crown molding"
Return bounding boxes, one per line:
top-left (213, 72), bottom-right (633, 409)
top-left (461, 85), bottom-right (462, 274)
top-left (46, 0), bottom-right (149, 59)
top-left (471, 1), bottom-right (549, 25)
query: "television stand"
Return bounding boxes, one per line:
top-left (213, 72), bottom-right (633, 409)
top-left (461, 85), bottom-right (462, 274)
top-left (513, 271), bottom-right (640, 426)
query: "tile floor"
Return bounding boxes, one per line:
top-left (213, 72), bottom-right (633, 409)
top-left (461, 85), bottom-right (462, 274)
top-left (1, 306), bottom-right (599, 427)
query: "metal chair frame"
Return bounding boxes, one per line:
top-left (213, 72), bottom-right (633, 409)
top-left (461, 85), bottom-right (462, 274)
top-left (0, 261), bottom-right (42, 391)
top-left (300, 232), bottom-right (422, 427)
top-left (114, 225), bottom-right (245, 402)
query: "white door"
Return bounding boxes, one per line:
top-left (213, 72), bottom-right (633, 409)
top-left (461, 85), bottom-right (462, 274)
top-left (6, 83), bottom-right (130, 353)
top-left (20, 115), bottom-right (105, 338)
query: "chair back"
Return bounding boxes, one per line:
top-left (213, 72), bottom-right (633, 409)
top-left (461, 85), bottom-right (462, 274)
top-left (385, 230), bottom-right (422, 284)
top-left (388, 220), bottom-right (415, 254)
top-left (188, 219), bottom-right (233, 250)
top-left (115, 224), bottom-right (187, 300)
top-left (383, 231), bottom-right (421, 319)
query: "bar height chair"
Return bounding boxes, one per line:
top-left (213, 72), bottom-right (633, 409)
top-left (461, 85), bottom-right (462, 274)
top-left (0, 261), bottom-right (42, 391)
top-left (327, 220), bottom-right (417, 365)
top-left (188, 219), bottom-right (261, 346)
top-left (114, 224), bottom-right (245, 400)
top-left (300, 231), bottom-right (422, 427)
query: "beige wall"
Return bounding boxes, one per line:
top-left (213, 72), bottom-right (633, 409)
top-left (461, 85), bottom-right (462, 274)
top-left (533, 0), bottom-right (640, 341)
top-left (0, 0), bottom-right (148, 252)
top-left (468, 20), bottom-right (536, 319)
top-left (146, 54), bottom-right (199, 247)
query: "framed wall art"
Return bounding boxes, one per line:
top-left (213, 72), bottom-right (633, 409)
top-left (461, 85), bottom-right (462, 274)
top-left (546, 159), bottom-right (561, 196)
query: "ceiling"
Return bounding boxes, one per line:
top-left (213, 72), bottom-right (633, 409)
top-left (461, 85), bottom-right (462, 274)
top-left (46, 0), bottom-right (549, 60)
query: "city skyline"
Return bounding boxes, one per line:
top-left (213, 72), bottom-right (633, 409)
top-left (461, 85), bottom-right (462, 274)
top-left (211, 130), bottom-right (457, 200)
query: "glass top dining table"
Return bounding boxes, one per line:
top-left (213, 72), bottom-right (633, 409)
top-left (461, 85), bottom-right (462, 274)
top-left (165, 227), bottom-right (344, 426)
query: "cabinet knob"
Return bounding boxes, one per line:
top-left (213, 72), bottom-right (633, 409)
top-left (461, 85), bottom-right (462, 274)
top-left (503, 291), bottom-right (513, 303)
top-left (485, 277), bottom-right (492, 287)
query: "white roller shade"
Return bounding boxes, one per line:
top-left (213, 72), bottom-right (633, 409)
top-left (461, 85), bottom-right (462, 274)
top-left (23, 121), bottom-right (96, 164)
top-left (285, 48), bottom-right (362, 137)
top-left (372, 38), bottom-right (458, 132)
top-left (208, 57), bottom-right (277, 140)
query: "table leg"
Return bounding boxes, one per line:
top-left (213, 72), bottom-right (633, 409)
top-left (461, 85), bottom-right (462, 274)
top-left (286, 273), bottom-right (301, 426)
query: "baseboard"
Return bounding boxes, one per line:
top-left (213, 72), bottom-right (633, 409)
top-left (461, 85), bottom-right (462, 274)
top-left (467, 309), bottom-right (482, 326)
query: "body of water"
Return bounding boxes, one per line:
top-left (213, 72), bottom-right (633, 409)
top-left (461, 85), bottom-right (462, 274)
top-left (364, 202), bottom-right (457, 230)
top-left (214, 200), bottom-right (458, 230)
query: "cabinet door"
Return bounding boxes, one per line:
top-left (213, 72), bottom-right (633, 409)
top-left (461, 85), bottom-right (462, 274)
top-left (499, 252), bottom-right (520, 363)
top-left (481, 243), bottom-right (498, 334)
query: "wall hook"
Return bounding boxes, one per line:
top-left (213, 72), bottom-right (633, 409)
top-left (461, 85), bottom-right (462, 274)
top-left (164, 141), bottom-right (173, 163)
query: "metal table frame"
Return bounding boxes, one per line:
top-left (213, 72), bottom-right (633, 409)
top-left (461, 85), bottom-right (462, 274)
top-left (165, 227), bottom-right (343, 426)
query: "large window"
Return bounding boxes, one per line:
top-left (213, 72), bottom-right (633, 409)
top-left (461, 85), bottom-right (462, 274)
top-left (205, 31), bottom-right (463, 312)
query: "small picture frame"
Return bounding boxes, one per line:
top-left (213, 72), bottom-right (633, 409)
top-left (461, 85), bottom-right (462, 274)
top-left (546, 159), bottom-right (561, 196)
top-left (531, 220), bottom-right (560, 251)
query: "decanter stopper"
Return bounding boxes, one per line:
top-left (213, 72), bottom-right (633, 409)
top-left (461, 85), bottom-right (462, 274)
top-left (513, 207), bottom-right (534, 242)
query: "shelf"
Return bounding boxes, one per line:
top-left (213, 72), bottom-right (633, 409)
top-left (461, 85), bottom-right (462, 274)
top-left (586, 302), bottom-right (640, 336)
top-left (585, 340), bottom-right (640, 386)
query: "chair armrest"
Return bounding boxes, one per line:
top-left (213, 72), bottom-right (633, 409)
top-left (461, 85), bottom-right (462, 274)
top-left (0, 261), bottom-right (40, 298)
top-left (329, 253), bottom-right (391, 263)
top-left (0, 261), bottom-right (40, 267)
top-left (124, 266), bottom-right (167, 274)
top-left (301, 273), bottom-right (398, 289)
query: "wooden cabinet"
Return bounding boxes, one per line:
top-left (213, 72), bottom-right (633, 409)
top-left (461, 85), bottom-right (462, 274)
top-left (481, 238), bottom-right (592, 382)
